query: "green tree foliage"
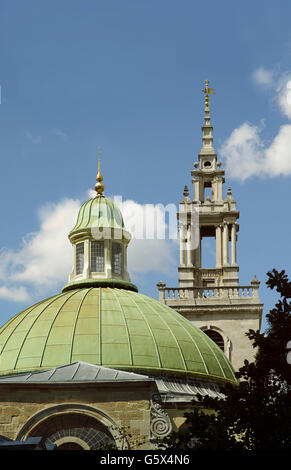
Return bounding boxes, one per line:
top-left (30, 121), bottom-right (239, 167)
top-left (159, 269), bottom-right (291, 450)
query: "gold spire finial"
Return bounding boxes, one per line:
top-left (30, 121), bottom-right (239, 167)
top-left (95, 146), bottom-right (105, 197)
top-left (202, 79), bottom-right (215, 111)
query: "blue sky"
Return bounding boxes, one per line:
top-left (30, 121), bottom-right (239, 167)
top-left (0, 0), bottom-right (290, 332)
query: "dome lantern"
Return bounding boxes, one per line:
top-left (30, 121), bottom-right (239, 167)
top-left (65, 150), bottom-right (135, 293)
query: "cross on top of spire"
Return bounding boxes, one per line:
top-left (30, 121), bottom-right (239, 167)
top-left (202, 79), bottom-right (215, 111)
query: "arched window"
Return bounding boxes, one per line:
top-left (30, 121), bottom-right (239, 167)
top-left (22, 410), bottom-right (116, 450)
top-left (204, 329), bottom-right (224, 352)
top-left (76, 242), bottom-right (84, 275)
top-left (91, 241), bottom-right (104, 272)
top-left (112, 243), bottom-right (122, 274)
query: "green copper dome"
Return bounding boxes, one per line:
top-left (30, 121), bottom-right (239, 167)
top-left (69, 196), bottom-right (124, 239)
top-left (0, 287), bottom-right (236, 383)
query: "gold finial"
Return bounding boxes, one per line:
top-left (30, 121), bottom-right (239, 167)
top-left (95, 146), bottom-right (105, 197)
top-left (202, 79), bottom-right (215, 111)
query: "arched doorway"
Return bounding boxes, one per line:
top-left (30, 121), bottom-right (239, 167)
top-left (19, 408), bottom-right (117, 450)
top-left (58, 442), bottom-right (84, 450)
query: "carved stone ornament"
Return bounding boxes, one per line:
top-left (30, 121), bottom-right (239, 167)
top-left (150, 394), bottom-right (172, 440)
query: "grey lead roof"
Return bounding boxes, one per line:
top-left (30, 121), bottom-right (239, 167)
top-left (0, 361), bottom-right (153, 383)
top-left (0, 361), bottom-right (225, 401)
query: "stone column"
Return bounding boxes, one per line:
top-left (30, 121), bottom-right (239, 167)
top-left (104, 239), bottom-right (112, 278)
top-left (83, 239), bottom-right (90, 278)
top-left (179, 205), bottom-right (187, 266)
top-left (193, 237), bottom-right (201, 268)
top-left (193, 176), bottom-right (200, 203)
top-left (231, 223), bottom-right (237, 266)
top-left (217, 176), bottom-right (223, 201)
top-left (190, 241), bottom-right (196, 266)
top-left (222, 223), bottom-right (229, 266)
top-left (251, 275), bottom-right (260, 299)
top-left (212, 177), bottom-right (218, 202)
top-left (179, 224), bottom-right (187, 266)
top-left (180, 244), bottom-right (186, 266)
top-left (197, 236), bottom-right (201, 268)
top-left (69, 244), bottom-right (76, 282)
top-left (215, 224), bottom-right (222, 268)
top-left (123, 244), bottom-right (131, 282)
top-left (156, 281), bottom-right (166, 303)
top-left (187, 224), bottom-right (193, 266)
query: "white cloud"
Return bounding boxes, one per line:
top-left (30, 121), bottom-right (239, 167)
top-left (9, 199), bottom-right (80, 287)
top-left (220, 69), bottom-right (291, 181)
top-left (0, 194), bottom-right (178, 302)
top-left (51, 128), bottom-right (68, 139)
top-left (220, 122), bottom-right (291, 181)
top-left (276, 75), bottom-right (291, 119)
top-left (128, 239), bottom-right (177, 276)
top-left (251, 67), bottom-right (291, 118)
top-left (87, 189), bottom-right (96, 199)
top-left (25, 131), bottom-right (42, 144)
top-left (0, 286), bottom-right (30, 302)
top-left (0, 198), bottom-right (80, 302)
top-left (120, 199), bottom-right (178, 275)
top-left (265, 124), bottom-right (291, 175)
top-left (252, 67), bottom-right (275, 88)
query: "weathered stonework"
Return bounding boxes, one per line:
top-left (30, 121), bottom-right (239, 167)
top-left (157, 93), bottom-right (263, 371)
top-left (150, 393), bottom-right (172, 446)
top-left (0, 381), bottom-right (156, 450)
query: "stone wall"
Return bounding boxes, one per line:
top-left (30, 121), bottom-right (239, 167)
top-left (187, 309), bottom-right (260, 370)
top-left (0, 381), bottom-right (156, 449)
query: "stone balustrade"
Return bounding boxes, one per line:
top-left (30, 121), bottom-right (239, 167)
top-left (157, 283), bottom-right (260, 303)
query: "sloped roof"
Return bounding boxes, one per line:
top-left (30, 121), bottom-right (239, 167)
top-left (0, 361), bottom-right (226, 401)
top-left (0, 361), bottom-right (152, 383)
top-left (69, 196), bottom-right (124, 238)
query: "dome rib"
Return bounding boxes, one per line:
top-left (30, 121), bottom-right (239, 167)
top-left (0, 306), bottom-right (34, 355)
top-left (87, 197), bottom-right (95, 229)
top-left (135, 293), bottom-right (188, 373)
top-left (0, 297), bottom-right (54, 357)
top-left (69, 288), bottom-right (93, 363)
top-left (111, 289), bottom-right (134, 366)
top-left (13, 293), bottom-right (70, 371)
top-left (39, 290), bottom-right (81, 368)
top-left (188, 322), bottom-right (226, 378)
top-left (194, 326), bottom-right (228, 379)
top-left (69, 197), bottom-right (125, 238)
top-left (195, 326), bottom-right (237, 381)
top-left (74, 201), bottom-right (86, 231)
top-left (0, 287), bottom-right (237, 383)
top-left (122, 290), bottom-right (162, 369)
top-left (162, 301), bottom-right (236, 381)
top-left (149, 297), bottom-right (210, 375)
top-left (161, 303), bottom-right (222, 377)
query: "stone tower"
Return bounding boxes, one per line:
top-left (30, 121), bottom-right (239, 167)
top-left (157, 81), bottom-right (263, 371)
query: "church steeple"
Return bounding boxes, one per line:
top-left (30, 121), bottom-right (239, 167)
top-left (191, 80), bottom-right (225, 204)
top-left (183, 80), bottom-right (240, 287)
top-left (201, 79), bottom-right (216, 154)
top-left (156, 81), bottom-right (263, 372)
